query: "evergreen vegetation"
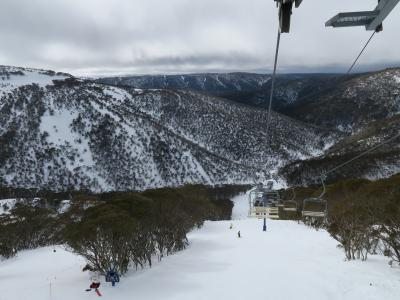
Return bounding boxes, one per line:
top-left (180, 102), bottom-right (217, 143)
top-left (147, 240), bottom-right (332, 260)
top-left (0, 184), bottom-right (247, 274)
top-left (280, 174), bottom-right (400, 263)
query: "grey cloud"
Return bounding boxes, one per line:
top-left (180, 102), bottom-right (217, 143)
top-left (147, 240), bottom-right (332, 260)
top-left (0, 0), bottom-right (399, 76)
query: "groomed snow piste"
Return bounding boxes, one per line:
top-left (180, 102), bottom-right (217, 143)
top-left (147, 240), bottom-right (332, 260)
top-left (1, 194), bottom-right (399, 300)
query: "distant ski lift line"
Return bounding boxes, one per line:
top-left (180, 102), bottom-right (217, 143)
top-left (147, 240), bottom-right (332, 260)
top-left (321, 132), bottom-right (400, 180)
top-left (266, 0), bottom-right (399, 140)
top-left (266, 0), bottom-right (400, 136)
top-left (307, 133), bottom-right (400, 207)
top-left (265, 1), bottom-right (396, 172)
top-left (306, 134), bottom-right (400, 214)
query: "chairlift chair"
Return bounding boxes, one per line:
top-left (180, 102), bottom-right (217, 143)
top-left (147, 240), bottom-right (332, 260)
top-left (283, 200), bottom-right (298, 212)
top-left (302, 198), bottom-right (327, 218)
top-left (301, 175), bottom-right (328, 218)
top-left (248, 183), bottom-right (281, 219)
top-left (282, 188), bottom-right (298, 212)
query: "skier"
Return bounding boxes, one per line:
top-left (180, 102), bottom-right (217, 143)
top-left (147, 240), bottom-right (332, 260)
top-left (237, 230), bottom-right (241, 238)
top-left (229, 223), bottom-right (233, 229)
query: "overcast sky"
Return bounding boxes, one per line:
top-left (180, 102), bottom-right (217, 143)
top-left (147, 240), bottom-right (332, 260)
top-left (0, 0), bottom-right (399, 76)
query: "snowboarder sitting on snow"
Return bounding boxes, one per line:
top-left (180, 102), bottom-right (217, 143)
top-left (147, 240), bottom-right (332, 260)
top-left (229, 223), bottom-right (233, 229)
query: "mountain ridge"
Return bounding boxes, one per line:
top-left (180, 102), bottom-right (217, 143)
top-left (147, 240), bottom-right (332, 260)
top-left (1, 65), bottom-right (399, 191)
top-left (0, 66), bottom-right (333, 191)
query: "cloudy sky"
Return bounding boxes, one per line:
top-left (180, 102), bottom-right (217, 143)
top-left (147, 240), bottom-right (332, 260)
top-left (0, 0), bottom-right (399, 76)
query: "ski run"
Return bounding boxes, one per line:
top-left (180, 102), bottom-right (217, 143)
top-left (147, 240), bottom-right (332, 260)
top-left (1, 194), bottom-right (399, 300)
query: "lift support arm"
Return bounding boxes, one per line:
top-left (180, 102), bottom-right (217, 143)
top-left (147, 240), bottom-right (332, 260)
top-left (326, 0), bottom-right (400, 31)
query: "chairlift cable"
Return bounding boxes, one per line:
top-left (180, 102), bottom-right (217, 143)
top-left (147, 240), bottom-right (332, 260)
top-left (346, 31), bottom-right (377, 74)
top-left (271, 30), bottom-right (383, 160)
top-left (260, 2), bottom-right (385, 188)
top-left (322, 132), bottom-right (400, 178)
top-left (266, 29), bottom-right (282, 145)
top-left (280, 30), bottom-right (378, 111)
top-left (307, 132), bottom-right (399, 214)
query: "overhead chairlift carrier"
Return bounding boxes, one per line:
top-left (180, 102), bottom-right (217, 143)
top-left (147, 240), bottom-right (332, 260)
top-left (302, 177), bottom-right (328, 219)
top-left (259, 0), bottom-right (399, 227)
top-left (282, 188), bottom-right (298, 212)
top-left (274, 0), bottom-right (399, 33)
top-left (270, 0), bottom-right (399, 218)
top-left (248, 181), bottom-right (281, 220)
top-left (326, 0), bottom-right (400, 32)
top-left (274, 0), bottom-right (303, 33)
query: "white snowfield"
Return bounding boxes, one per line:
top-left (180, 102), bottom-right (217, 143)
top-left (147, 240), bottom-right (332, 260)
top-left (1, 195), bottom-right (399, 300)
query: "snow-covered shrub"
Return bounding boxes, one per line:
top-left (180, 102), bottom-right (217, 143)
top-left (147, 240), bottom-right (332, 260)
top-left (0, 204), bottom-right (61, 258)
top-left (64, 185), bottom-right (238, 275)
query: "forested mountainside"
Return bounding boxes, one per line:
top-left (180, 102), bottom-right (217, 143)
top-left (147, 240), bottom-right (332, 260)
top-left (98, 69), bottom-right (400, 134)
top-left (280, 115), bottom-right (400, 185)
top-left (279, 69), bottom-right (400, 185)
top-left (1, 66), bottom-right (399, 191)
top-left (283, 68), bottom-right (400, 133)
top-left (96, 72), bottom-right (340, 111)
top-left (0, 66), bottom-right (332, 192)
top-left (99, 68), bottom-right (400, 185)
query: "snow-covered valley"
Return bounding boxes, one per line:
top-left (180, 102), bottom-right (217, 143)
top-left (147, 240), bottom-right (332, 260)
top-left (1, 194), bottom-right (399, 300)
top-left (0, 66), bottom-right (334, 191)
top-left (1, 66), bottom-right (400, 190)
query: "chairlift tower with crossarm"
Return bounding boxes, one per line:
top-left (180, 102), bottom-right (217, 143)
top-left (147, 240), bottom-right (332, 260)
top-left (248, 181), bottom-right (281, 224)
top-left (326, 0), bottom-right (400, 32)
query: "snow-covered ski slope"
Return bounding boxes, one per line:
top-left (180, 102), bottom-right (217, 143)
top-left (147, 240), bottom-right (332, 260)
top-left (1, 195), bottom-right (399, 300)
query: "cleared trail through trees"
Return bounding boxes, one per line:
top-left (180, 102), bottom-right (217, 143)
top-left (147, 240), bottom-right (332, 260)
top-left (0, 194), bottom-right (399, 300)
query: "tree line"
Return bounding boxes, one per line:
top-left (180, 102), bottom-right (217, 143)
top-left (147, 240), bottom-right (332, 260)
top-left (0, 184), bottom-right (247, 275)
top-left (279, 174), bottom-right (400, 264)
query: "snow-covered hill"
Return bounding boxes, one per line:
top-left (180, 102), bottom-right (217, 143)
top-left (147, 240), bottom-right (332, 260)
top-left (96, 72), bottom-right (340, 111)
top-left (97, 68), bottom-right (400, 185)
top-left (281, 115), bottom-right (400, 185)
top-left (284, 68), bottom-right (400, 134)
top-left (97, 72), bottom-right (272, 95)
top-left (1, 194), bottom-right (399, 300)
top-left (0, 66), bottom-right (70, 95)
top-left (0, 66), bottom-right (331, 191)
top-left (1, 65), bottom-right (398, 190)
top-left (0, 197), bottom-right (71, 215)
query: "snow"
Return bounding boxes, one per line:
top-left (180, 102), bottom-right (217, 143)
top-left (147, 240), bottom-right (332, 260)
top-left (1, 194), bottom-right (399, 300)
top-left (0, 198), bottom-right (17, 214)
top-left (0, 67), bottom-right (68, 95)
top-left (103, 86), bottom-right (131, 102)
top-left (40, 110), bottom-right (78, 148)
top-left (58, 200), bottom-right (71, 214)
top-left (39, 108), bottom-right (111, 191)
top-left (181, 150), bottom-right (212, 185)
